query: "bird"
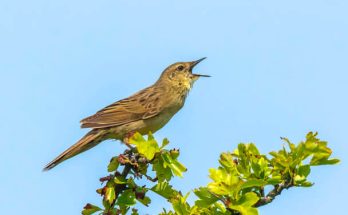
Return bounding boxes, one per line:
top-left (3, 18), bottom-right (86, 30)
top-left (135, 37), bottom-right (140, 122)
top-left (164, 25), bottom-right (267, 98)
top-left (43, 58), bottom-right (209, 171)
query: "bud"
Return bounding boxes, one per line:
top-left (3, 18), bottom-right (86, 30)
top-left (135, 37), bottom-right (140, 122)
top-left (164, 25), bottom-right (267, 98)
top-left (170, 149), bottom-right (180, 159)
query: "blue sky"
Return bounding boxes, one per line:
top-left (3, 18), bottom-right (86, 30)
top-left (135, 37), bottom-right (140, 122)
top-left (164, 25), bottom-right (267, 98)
top-left (1, 0), bottom-right (347, 214)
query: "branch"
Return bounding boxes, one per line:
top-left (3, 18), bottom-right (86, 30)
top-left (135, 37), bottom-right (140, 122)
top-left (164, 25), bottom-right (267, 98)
top-left (115, 163), bottom-right (132, 198)
top-left (254, 180), bottom-right (293, 207)
top-left (82, 132), bottom-right (339, 215)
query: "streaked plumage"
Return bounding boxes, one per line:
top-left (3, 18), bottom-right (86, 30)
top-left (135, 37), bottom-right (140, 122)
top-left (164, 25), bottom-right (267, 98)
top-left (43, 58), bottom-right (208, 171)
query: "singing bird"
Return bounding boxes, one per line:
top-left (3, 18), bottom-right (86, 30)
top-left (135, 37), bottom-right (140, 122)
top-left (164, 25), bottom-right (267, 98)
top-left (43, 58), bottom-right (209, 171)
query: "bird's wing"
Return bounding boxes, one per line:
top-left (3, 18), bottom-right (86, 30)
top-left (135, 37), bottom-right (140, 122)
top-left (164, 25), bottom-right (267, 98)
top-left (80, 86), bottom-right (163, 129)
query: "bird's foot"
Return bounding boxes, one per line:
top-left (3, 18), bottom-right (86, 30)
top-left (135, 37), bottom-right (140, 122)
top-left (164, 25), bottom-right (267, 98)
top-left (123, 131), bottom-right (136, 150)
top-left (124, 143), bottom-right (133, 150)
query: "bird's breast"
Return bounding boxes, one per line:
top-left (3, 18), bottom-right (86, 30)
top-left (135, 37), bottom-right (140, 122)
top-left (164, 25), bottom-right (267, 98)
top-left (108, 105), bottom-right (181, 139)
top-left (108, 87), bottom-right (187, 139)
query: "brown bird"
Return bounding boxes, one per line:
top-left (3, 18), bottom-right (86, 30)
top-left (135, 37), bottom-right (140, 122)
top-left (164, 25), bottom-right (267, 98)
top-left (43, 58), bottom-right (209, 171)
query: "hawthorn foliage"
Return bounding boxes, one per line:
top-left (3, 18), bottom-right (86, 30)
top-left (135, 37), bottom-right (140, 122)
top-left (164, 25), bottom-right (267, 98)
top-left (82, 132), bottom-right (339, 215)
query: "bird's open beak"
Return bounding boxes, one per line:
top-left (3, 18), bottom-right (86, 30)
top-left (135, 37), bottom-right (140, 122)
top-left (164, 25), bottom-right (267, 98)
top-left (190, 57), bottom-right (211, 77)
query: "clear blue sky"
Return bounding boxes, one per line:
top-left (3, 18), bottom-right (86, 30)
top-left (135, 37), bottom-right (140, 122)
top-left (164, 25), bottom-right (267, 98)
top-left (1, 0), bottom-right (347, 214)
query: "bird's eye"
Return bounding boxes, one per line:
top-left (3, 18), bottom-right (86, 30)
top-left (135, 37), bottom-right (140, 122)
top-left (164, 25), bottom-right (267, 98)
top-left (177, 65), bottom-right (184, 71)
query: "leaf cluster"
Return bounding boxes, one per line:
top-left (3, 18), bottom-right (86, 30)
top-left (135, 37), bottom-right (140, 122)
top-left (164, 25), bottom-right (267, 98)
top-left (82, 132), bottom-right (186, 215)
top-left (82, 132), bottom-right (339, 215)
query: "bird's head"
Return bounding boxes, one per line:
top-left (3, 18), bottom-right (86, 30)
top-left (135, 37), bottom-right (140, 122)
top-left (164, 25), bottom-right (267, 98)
top-left (158, 58), bottom-right (210, 90)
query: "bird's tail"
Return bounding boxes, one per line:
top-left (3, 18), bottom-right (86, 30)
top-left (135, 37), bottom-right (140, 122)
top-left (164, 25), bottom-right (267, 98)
top-left (43, 129), bottom-right (107, 171)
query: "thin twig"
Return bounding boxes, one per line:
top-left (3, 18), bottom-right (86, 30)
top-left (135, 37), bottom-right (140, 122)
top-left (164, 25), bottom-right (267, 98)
top-left (254, 180), bottom-right (293, 207)
top-left (144, 175), bottom-right (158, 182)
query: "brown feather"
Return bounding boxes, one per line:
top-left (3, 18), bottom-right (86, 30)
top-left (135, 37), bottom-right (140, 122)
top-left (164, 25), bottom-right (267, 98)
top-left (80, 86), bottom-right (163, 129)
top-left (43, 129), bottom-right (105, 171)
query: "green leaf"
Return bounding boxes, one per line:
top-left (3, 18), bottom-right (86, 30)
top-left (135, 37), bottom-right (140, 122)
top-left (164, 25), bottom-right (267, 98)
top-left (129, 132), bottom-right (146, 144)
top-left (104, 182), bottom-right (115, 205)
top-left (193, 187), bottom-right (219, 207)
top-left (219, 152), bottom-right (235, 171)
top-left (298, 165), bottom-right (311, 177)
top-left (247, 143), bottom-right (260, 155)
top-left (107, 157), bottom-right (119, 172)
top-left (131, 208), bottom-right (139, 215)
top-left (251, 162), bottom-right (261, 177)
top-left (82, 203), bottom-right (102, 215)
top-left (266, 175), bottom-right (282, 185)
top-left (241, 179), bottom-right (267, 189)
top-left (311, 156), bottom-right (340, 166)
top-left (235, 143), bottom-right (254, 177)
top-left (161, 152), bottom-right (187, 177)
top-left (153, 157), bottom-right (173, 182)
top-left (169, 149), bottom-right (180, 159)
top-left (238, 192), bottom-right (259, 207)
top-left (116, 189), bottom-right (136, 206)
top-left (129, 132), bottom-right (160, 160)
top-left (151, 182), bottom-right (178, 200)
top-left (281, 137), bottom-right (296, 152)
top-left (148, 131), bottom-right (155, 141)
top-left (229, 205), bottom-right (258, 215)
top-left (229, 192), bottom-right (259, 215)
top-left (118, 206), bottom-right (130, 215)
top-left (161, 138), bottom-right (170, 149)
top-left (299, 181), bottom-right (314, 187)
top-left (137, 196), bottom-right (151, 206)
top-left (102, 199), bottom-right (110, 211)
top-left (114, 176), bottom-right (127, 184)
top-left (171, 193), bottom-right (191, 215)
top-left (294, 175), bottom-right (306, 184)
top-left (207, 168), bottom-right (241, 196)
top-left (313, 158), bottom-right (340, 165)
